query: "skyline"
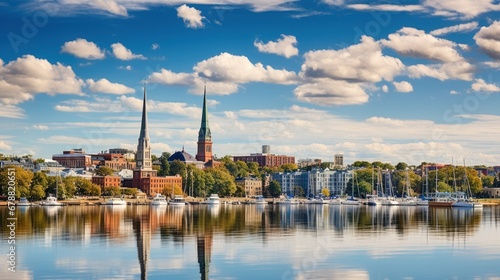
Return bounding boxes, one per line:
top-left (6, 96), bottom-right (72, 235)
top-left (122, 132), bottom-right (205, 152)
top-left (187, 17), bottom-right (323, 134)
top-left (0, 1), bottom-right (499, 166)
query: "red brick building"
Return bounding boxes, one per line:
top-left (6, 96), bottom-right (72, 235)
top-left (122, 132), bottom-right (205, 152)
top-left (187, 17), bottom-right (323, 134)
top-left (52, 149), bottom-right (92, 168)
top-left (233, 154), bottom-right (295, 167)
top-left (92, 175), bottom-right (121, 190)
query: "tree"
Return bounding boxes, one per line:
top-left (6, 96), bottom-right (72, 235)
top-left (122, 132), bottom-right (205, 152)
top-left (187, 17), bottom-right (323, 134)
top-left (281, 163), bottom-right (298, 172)
top-left (481, 175), bottom-right (495, 188)
top-left (293, 186), bottom-right (305, 198)
top-left (157, 152), bottom-right (171, 176)
top-left (30, 185), bottom-right (45, 201)
top-left (162, 184), bottom-right (183, 198)
top-left (268, 180), bottom-right (281, 198)
top-left (95, 166), bottom-right (114, 176)
top-left (247, 162), bottom-right (260, 176)
top-left (103, 186), bottom-right (121, 196)
top-left (205, 167), bottom-right (236, 197)
top-left (122, 188), bottom-right (138, 197)
top-left (395, 162), bottom-right (408, 170)
top-left (0, 166), bottom-right (33, 199)
top-left (352, 161), bottom-right (371, 168)
top-left (321, 187), bottom-right (330, 197)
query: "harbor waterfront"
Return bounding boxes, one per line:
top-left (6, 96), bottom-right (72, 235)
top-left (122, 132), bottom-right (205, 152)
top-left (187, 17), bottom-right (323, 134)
top-left (1, 204), bottom-right (500, 279)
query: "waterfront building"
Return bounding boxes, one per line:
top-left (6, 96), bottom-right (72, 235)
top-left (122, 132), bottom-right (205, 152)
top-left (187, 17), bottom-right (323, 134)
top-left (235, 176), bottom-right (263, 197)
top-left (234, 145), bottom-right (295, 168)
top-left (272, 168), bottom-right (353, 197)
top-left (92, 152), bottom-right (136, 170)
top-left (92, 175), bottom-right (121, 190)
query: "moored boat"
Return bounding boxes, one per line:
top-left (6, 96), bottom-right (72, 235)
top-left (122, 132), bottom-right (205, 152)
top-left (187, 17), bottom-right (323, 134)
top-left (17, 197), bottom-right (32, 206)
top-left (170, 195), bottom-right (187, 206)
top-left (102, 197), bottom-right (127, 206)
top-left (201, 194), bottom-right (220, 205)
top-left (39, 194), bottom-right (64, 206)
top-left (150, 194), bottom-right (168, 206)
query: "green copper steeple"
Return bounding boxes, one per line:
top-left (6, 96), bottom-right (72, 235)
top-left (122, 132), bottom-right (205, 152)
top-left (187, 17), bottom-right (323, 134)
top-left (198, 85), bottom-right (211, 141)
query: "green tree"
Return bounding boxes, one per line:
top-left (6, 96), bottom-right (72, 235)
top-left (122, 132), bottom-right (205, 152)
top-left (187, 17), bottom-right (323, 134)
top-left (103, 186), bottom-right (121, 196)
top-left (395, 162), bottom-right (408, 170)
top-left (352, 161), bottom-right (371, 168)
top-left (293, 185), bottom-right (305, 198)
top-left (95, 166), bottom-right (114, 176)
top-left (88, 184), bottom-right (102, 196)
top-left (247, 162), bottom-right (260, 176)
top-left (481, 175), bottom-right (495, 188)
top-left (157, 152), bottom-right (171, 176)
top-left (122, 187), bottom-right (138, 197)
top-left (30, 185), bottom-right (45, 201)
top-left (281, 163), bottom-right (298, 172)
top-left (268, 180), bottom-right (281, 198)
top-left (205, 168), bottom-right (236, 197)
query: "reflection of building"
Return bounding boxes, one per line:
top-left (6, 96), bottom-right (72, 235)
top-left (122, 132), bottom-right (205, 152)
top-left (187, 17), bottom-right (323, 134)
top-left (197, 233), bottom-right (213, 280)
top-left (234, 145), bottom-right (295, 168)
top-left (235, 176), bottom-right (262, 197)
top-left (132, 87), bottom-right (183, 196)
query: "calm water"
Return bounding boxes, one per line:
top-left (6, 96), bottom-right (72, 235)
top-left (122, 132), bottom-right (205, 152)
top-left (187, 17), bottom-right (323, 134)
top-left (1, 204), bottom-right (500, 280)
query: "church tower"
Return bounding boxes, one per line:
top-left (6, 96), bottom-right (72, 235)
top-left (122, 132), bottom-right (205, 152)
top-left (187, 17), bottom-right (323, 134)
top-left (133, 86), bottom-right (157, 189)
top-left (196, 86), bottom-right (213, 163)
top-left (136, 86), bottom-right (152, 170)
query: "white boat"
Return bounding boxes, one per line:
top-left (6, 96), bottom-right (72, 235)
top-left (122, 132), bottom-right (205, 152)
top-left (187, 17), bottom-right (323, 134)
top-left (380, 197), bottom-right (400, 206)
top-left (365, 195), bottom-right (379, 206)
top-left (452, 199), bottom-right (483, 208)
top-left (17, 197), bottom-right (32, 206)
top-left (150, 194), bottom-right (168, 206)
top-left (169, 195), bottom-right (187, 206)
top-left (277, 196), bottom-right (299, 205)
top-left (40, 194), bottom-right (64, 206)
top-left (201, 194), bottom-right (221, 205)
top-left (451, 159), bottom-right (483, 208)
top-left (254, 195), bottom-right (267, 205)
top-left (103, 197), bottom-right (127, 206)
top-left (329, 197), bottom-right (343, 205)
top-left (342, 197), bottom-right (360, 205)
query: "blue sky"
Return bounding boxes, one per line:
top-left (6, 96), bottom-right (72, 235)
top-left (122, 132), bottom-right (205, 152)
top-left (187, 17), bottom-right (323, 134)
top-left (0, 0), bottom-right (499, 166)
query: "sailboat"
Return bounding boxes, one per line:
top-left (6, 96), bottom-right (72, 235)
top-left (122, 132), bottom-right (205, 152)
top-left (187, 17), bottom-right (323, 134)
top-left (40, 173), bottom-right (63, 206)
top-left (399, 169), bottom-right (416, 206)
top-left (342, 171), bottom-right (360, 205)
top-left (365, 167), bottom-right (379, 206)
top-left (452, 159), bottom-right (483, 208)
top-left (428, 164), bottom-right (455, 207)
top-left (380, 170), bottom-right (399, 206)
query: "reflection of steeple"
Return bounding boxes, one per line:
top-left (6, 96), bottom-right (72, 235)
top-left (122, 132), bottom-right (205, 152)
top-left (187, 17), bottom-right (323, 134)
top-left (136, 86), bottom-right (152, 170)
top-left (197, 233), bottom-right (213, 280)
top-left (134, 210), bottom-right (151, 280)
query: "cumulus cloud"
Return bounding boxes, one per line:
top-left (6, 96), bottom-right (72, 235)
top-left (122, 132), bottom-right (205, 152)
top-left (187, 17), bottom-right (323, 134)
top-left (254, 34), bottom-right (299, 58)
top-left (194, 52), bottom-right (297, 84)
top-left (176, 4), bottom-right (204, 28)
top-left (86, 78), bottom-right (135, 94)
top-left (381, 85), bottom-right (388, 93)
top-left (61, 38), bottom-right (105, 59)
top-left (474, 21), bottom-right (500, 59)
top-left (382, 27), bottom-right (465, 63)
top-left (430, 22), bottom-right (479, 36)
top-left (407, 61), bottom-right (474, 81)
top-left (111, 43), bottom-right (146, 60)
top-left (0, 140), bottom-right (12, 151)
top-left (422, 0), bottom-right (500, 18)
top-left (471, 79), bottom-right (500, 92)
top-left (301, 36), bottom-right (404, 83)
top-left (392, 81), bottom-right (413, 93)
top-left (294, 79), bottom-right (369, 106)
top-left (0, 55), bottom-right (84, 105)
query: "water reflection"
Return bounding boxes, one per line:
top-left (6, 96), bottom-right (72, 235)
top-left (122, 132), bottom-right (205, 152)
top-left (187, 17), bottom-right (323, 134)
top-left (0, 205), bottom-right (491, 279)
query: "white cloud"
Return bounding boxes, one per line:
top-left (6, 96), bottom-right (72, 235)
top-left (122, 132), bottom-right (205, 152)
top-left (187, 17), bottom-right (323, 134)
top-left (32, 125), bottom-right (49, 130)
top-left (147, 69), bottom-right (193, 85)
top-left (382, 28), bottom-right (464, 63)
top-left (0, 105), bottom-right (25, 119)
top-left (422, 0), bottom-right (500, 18)
top-left (194, 52), bottom-right (297, 84)
top-left (407, 61), bottom-right (474, 81)
top-left (176, 4), bottom-right (204, 28)
top-left (392, 81), bottom-right (413, 93)
top-left (483, 61), bottom-right (500, 68)
top-left (60, 38), bottom-right (106, 59)
top-left (86, 78), bottom-right (135, 94)
top-left (0, 140), bottom-right (12, 151)
top-left (346, 4), bottom-right (425, 12)
top-left (471, 79), bottom-right (500, 92)
top-left (0, 55), bottom-right (84, 105)
top-left (254, 34), bottom-right (299, 58)
top-left (381, 85), bottom-right (388, 93)
top-left (301, 36), bottom-right (404, 83)
top-left (111, 43), bottom-right (146, 60)
top-left (474, 21), bottom-right (500, 59)
top-left (294, 79), bottom-right (369, 106)
top-left (430, 22), bottom-right (479, 36)
top-left (450, 90), bottom-right (459, 95)
top-left (119, 65), bottom-right (132, 70)
top-left (151, 43), bottom-right (160, 50)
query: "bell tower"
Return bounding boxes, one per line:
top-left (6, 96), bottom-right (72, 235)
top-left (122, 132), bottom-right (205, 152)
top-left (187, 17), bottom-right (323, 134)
top-left (196, 85), bottom-right (213, 163)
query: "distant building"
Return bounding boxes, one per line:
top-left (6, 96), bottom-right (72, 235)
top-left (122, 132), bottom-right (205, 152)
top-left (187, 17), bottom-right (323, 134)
top-left (168, 148), bottom-right (205, 169)
top-left (35, 161), bottom-right (65, 174)
top-left (334, 154), bottom-right (344, 167)
top-left (297, 158), bottom-right (322, 168)
top-left (92, 175), bottom-right (121, 190)
top-left (108, 148), bottom-right (135, 161)
top-left (52, 149), bottom-right (92, 169)
top-left (235, 176), bottom-right (262, 197)
top-left (92, 152), bottom-right (136, 170)
top-left (234, 145), bottom-right (295, 167)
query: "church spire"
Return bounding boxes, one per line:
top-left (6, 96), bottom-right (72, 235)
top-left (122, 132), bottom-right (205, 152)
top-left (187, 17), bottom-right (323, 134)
top-left (136, 85), bottom-right (152, 170)
top-left (198, 84), bottom-right (211, 142)
top-left (196, 84), bottom-right (213, 163)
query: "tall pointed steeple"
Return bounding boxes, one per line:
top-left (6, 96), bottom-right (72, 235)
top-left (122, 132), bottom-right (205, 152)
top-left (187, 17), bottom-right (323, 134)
top-left (196, 85), bottom-right (213, 163)
top-left (136, 86), bottom-right (152, 170)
